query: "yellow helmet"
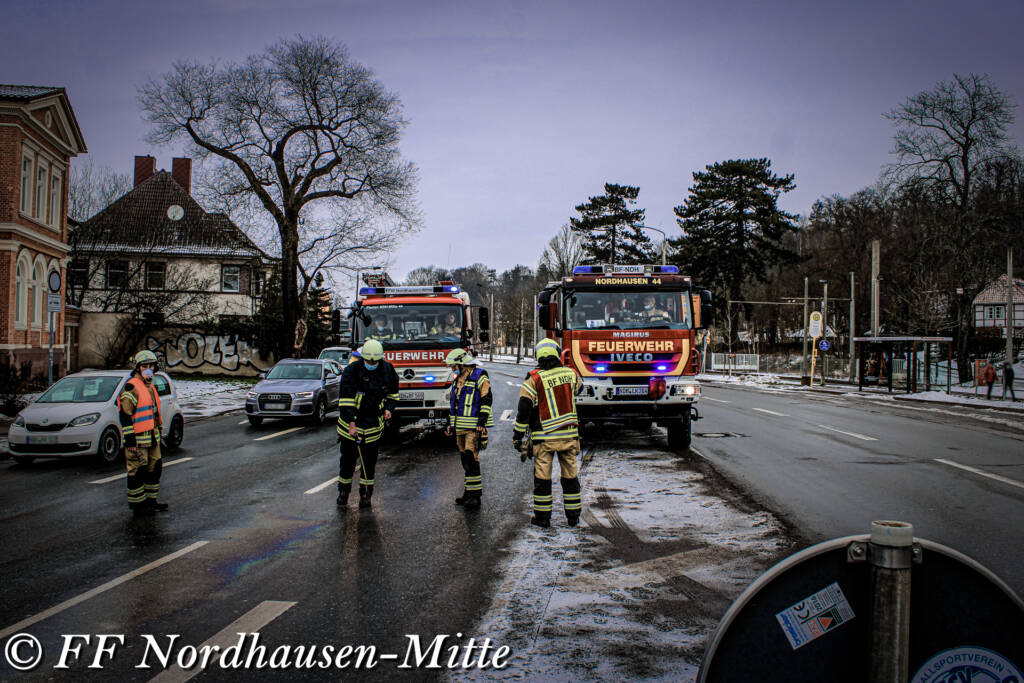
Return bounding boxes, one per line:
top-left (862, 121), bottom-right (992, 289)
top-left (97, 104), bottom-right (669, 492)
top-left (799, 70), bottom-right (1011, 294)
top-left (361, 339), bottom-right (385, 362)
top-left (535, 338), bottom-right (561, 360)
top-left (133, 350), bottom-right (158, 367)
top-left (445, 348), bottom-right (473, 366)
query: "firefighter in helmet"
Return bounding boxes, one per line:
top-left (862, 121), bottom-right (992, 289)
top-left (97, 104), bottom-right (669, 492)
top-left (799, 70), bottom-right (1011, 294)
top-left (118, 350), bottom-right (167, 516)
top-left (512, 338), bottom-right (583, 527)
top-left (445, 348), bottom-right (493, 509)
top-left (336, 339), bottom-right (399, 508)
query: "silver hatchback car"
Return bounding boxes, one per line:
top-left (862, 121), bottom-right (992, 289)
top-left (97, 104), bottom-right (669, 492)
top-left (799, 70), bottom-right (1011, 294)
top-left (244, 359), bottom-right (343, 427)
top-left (6, 370), bottom-right (185, 464)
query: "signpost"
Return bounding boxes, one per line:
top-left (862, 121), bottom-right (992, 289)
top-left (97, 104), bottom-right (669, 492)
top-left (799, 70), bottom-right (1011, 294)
top-left (818, 339), bottom-right (831, 352)
top-left (47, 270), bottom-right (61, 385)
top-left (809, 312), bottom-right (823, 387)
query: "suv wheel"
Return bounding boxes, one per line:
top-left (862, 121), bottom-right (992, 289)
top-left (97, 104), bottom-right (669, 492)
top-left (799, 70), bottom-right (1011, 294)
top-left (311, 396), bottom-right (327, 425)
top-left (248, 416), bottom-right (263, 427)
top-left (164, 415), bottom-right (184, 450)
top-left (97, 426), bottom-right (122, 464)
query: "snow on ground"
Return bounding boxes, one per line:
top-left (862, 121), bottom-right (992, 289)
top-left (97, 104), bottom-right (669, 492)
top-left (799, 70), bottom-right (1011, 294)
top-left (457, 440), bottom-right (791, 682)
top-left (171, 377), bottom-right (254, 419)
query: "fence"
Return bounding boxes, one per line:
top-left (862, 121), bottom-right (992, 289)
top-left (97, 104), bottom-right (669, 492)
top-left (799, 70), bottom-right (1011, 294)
top-left (710, 353), bottom-right (760, 372)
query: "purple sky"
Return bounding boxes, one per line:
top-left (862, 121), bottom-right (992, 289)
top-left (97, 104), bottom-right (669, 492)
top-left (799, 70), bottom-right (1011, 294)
top-left (5, 0), bottom-right (1023, 282)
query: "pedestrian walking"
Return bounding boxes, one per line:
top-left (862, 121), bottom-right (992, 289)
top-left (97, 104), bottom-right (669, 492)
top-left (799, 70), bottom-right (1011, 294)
top-left (336, 340), bottom-right (399, 508)
top-left (512, 338), bottom-right (583, 528)
top-left (445, 348), bottom-right (494, 509)
top-left (983, 359), bottom-right (997, 399)
top-left (1003, 361), bottom-right (1017, 402)
top-left (118, 350), bottom-right (168, 516)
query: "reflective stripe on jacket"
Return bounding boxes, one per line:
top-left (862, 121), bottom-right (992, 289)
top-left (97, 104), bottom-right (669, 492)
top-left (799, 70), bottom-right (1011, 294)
top-left (117, 376), bottom-right (162, 447)
top-left (449, 367), bottom-right (494, 431)
top-left (513, 365), bottom-right (580, 441)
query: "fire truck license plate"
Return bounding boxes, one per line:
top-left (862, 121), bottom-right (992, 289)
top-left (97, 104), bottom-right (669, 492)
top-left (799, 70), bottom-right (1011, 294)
top-left (400, 391), bottom-right (424, 401)
top-left (615, 386), bottom-right (648, 396)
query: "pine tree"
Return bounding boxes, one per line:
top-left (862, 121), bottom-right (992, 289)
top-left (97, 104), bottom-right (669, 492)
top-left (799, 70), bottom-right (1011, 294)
top-left (570, 183), bottom-right (652, 264)
top-left (670, 159), bottom-right (801, 326)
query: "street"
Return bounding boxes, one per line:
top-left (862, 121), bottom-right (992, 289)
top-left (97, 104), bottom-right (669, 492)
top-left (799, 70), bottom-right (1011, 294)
top-left (1, 362), bottom-right (1022, 681)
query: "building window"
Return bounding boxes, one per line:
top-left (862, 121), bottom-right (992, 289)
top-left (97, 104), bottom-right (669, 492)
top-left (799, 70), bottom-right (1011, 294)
top-left (20, 151), bottom-right (34, 214)
top-left (146, 262), bottom-right (166, 290)
top-left (985, 305), bottom-right (1005, 320)
top-left (106, 260), bottom-right (128, 289)
top-left (50, 172), bottom-right (62, 226)
top-left (33, 262), bottom-right (45, 327)
top-left (222, 265), bottom-right (240, 293)
top-left (68, 259), bottom-right (89, 288)
top-left (254, 271), bottom-right (266, 296)
top-left (36, 162), bottom-right (48, 220)
top-left (15, 260), bottom-right (26, 325)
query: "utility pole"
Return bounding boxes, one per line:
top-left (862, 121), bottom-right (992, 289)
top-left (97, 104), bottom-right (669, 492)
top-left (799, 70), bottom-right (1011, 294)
top-left (871, 240), bottom-right (880, 337)
top-left (849, 272), bottom-right (856, 383)
top-left (801, 277), bottom-right (809, 383)
top-left (489, 291), bottom-right (494, 363)
top-left (1008, 247), bottom-right (1015, 366)
top-left (821, 280), bottom-right (829, 385)
top-left (533, 294), bottom-right (538, 349)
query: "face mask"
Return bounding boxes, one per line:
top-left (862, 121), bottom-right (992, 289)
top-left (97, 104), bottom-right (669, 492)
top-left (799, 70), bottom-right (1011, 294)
top-left (141, 368), bottom-right (155, 380)
top-left (364, 362), bottom-right (379, 371)
top-left (644, 304), bottom-right (653, 310)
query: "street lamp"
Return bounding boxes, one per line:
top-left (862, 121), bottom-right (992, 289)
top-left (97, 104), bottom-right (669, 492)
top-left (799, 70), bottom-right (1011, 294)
top-left (637, 225), bottom-right (668, 265)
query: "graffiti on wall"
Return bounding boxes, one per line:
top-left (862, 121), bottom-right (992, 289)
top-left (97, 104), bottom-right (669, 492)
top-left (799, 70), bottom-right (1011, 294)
top-left (144, 332), bottom-right (272, 374)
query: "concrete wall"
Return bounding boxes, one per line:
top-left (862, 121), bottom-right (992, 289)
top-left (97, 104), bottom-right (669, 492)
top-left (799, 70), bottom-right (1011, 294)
top-left (142, 329), bottom-right (273, 377)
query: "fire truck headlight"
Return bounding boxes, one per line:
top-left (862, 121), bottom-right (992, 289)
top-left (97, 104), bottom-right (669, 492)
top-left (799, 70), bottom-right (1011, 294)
top-left (683, 384), bottom-right (697, 396)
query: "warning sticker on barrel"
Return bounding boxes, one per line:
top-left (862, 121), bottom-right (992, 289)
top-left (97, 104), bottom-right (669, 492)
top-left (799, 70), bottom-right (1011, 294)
top-left (775, 582), bottom-right (855, 650)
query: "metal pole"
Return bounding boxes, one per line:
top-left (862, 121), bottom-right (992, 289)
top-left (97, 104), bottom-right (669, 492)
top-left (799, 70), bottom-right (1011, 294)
top-left (868, 520), bottom-right (914, 683)
top-left (849, 272), bottom-right (856, 383)
top-left (489, 292), bottom-right (494, 363)
top-left (801, 277), bottom-right (809, 383)
top-left (532, 294), bottom-right (538, 349)
top-left (871, 240), bottom-right (880, 336)
top-left (822, 282), bottom-right (829, 385)
top-left (48, 310), bottom-right (54, 385)
top-left (1007, 247), bottom-right (1014, 370)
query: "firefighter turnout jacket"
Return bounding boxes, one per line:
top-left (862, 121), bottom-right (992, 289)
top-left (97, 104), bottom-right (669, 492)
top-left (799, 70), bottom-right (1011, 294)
top-left (512, 363), bottom-right (582, 442)
top-left (337, 360), bottom-right (400, 443)
top-left (117, 376), bottom-right (163, 447)
top-left (449, 367), bottom-right (495, 431)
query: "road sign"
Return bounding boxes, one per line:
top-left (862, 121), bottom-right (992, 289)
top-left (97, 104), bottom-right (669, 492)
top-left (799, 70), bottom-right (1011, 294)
top-left (47, 269), bottom-right (61, 293)
top-left (819, 339), bottom-right (831, 351)
top-left (46, 293), bottom-right (62, 313)
top-left (808, 311), bottom-right (823, 338)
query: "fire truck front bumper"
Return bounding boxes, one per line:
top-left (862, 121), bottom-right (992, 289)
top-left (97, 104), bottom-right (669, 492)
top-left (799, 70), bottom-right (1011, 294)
top-left (574, 377), bottom-right (700, 420)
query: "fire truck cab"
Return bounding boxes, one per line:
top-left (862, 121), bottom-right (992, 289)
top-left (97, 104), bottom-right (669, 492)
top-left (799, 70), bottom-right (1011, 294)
top-left (537, 264), bottom-right (712, 450)
top-left (349, 276), bottom-right (489, 427)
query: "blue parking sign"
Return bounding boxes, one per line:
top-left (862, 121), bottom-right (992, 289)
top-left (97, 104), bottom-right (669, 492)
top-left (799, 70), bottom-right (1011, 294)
top-left (818, 339), bottom-right (830, 351)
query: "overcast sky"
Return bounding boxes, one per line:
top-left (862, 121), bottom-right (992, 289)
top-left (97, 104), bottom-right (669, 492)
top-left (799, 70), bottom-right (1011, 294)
top-left (5, 0), bottom-right (1023, 283)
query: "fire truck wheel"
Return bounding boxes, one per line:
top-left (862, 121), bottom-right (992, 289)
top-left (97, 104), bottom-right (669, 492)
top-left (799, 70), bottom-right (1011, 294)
top-left (666, 415), bottom-right (692, 451)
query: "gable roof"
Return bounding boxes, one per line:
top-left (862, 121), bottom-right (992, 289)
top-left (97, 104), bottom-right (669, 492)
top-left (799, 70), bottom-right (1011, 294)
top-left (0, 83), bottom-right (87, 154)
top-left (0, 84), bottom-right (64, 100)
top-left (973, 274), bottom-right (1024, 305)
top-left (72, 171), bottom-right (272, 262)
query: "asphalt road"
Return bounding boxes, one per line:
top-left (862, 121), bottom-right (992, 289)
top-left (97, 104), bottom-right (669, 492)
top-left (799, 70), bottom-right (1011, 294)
top-left (1, 365), bottom-right (1022, 681)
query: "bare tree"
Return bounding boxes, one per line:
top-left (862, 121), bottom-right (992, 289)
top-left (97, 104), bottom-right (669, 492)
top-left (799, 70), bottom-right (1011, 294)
top-left (68, 161), bottom-right (132, 222)
top-left (538, 224), bottom-right (585, 280)
top-left (138, 35), bottom-right (419, 356)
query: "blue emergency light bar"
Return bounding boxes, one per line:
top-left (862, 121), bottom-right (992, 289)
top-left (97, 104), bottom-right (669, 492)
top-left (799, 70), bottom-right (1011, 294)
top-left (572, 264), bottom-right (680, 276)
top-left (359, 285), bottom-right (461, 296)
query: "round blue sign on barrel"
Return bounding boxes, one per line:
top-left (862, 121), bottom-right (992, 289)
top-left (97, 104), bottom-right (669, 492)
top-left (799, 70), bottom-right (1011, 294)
top-left (818, 339), bottom-right (831, 351)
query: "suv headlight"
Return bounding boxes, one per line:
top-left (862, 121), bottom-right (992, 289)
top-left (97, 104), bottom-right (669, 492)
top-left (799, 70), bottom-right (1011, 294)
top-left (246, 390), bottom-right (258, 399)
top-left (13, 415), bottom-right (25, 428)
top-left (70, 412), bottom-right (101, 427)
top-left (293, 391), bottom-right (314, 398)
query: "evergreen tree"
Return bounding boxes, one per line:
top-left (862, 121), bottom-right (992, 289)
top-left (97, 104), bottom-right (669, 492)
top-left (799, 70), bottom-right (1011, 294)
top-left (570, 183), bottom-right (652, 264)
top-left (670, 158), bottom-right (800, 328)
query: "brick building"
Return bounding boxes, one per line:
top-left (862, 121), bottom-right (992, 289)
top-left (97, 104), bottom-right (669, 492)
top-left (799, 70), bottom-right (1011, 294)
top-left (0, 85), bottom-right (87, 379)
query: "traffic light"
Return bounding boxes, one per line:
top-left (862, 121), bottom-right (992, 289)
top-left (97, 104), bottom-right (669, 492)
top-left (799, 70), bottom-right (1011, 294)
top-left (331, 309), bottom-right (341, 334)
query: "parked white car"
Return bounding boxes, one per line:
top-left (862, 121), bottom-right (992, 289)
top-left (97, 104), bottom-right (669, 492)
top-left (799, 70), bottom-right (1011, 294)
top-left (6, 370), bottom-right (185, 464)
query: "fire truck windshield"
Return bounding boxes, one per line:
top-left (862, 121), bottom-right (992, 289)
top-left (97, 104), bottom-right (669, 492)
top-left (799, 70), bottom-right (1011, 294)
top-left (358, 304), bottom-right (464, 343)
top-left (566, 291), bottom-right (692, 330)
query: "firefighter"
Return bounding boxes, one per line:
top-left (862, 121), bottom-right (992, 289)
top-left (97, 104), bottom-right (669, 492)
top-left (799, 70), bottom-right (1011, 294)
top-left (431, 311), bottom-right (461, 337)
top-left (640, 294), bottom-right (671, 322)
top-left (445, 348), bottom-right (493, 509)
top-left (118, 350), bottom-right (167, 517)
top-left (367, 316), bottom-right (396, 341)
top-left (336, 339), bottom-right (399, 508)
top-left (512, 338), bottom-right (583, 527)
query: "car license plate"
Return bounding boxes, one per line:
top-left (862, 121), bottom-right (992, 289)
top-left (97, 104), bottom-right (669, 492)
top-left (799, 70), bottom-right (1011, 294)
top-left (264, 403), bottom-right (287, 410)
top-left (615, 386), bottom-right (648, 396)
top-left (400, 391), bottom-right (424, 401)
top-left (27, 435), bottom-right (57, 444)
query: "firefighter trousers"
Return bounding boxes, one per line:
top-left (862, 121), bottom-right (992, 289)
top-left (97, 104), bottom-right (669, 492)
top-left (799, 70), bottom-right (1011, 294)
top-left (532, 438), bottom-right (581, 521)
top-left (338, 438), bottom-right (379, 497)
top-left (456, 430), bottom-right (483, 498)
top-left (126, 440), bottom-right (162, 509)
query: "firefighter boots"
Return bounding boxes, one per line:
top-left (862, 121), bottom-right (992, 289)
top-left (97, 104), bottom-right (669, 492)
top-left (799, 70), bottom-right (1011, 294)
top-left (358, 485), bottom-right (373, 508)
top-left (530, 513), bottom-right (551, 528)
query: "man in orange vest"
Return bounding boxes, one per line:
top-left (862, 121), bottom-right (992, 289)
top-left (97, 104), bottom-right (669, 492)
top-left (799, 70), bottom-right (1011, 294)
top-left (118, 350), bottom-right (167, 516)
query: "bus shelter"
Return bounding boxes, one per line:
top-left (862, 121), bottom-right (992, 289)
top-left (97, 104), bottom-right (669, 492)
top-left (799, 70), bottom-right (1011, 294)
top-left (853, 336), bottom-right (953, 394)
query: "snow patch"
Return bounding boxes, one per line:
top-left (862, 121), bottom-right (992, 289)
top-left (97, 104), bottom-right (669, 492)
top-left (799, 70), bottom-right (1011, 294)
top-left (172, 378), bottom-right (254, 419)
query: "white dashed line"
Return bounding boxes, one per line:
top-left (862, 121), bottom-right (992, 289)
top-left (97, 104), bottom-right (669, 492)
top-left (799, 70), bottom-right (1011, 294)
top-left (752, 408), bottom-right (788, 417)
top-left (254, 426), bottom-right (304, 441)
top-left (500, 409), bottom-right (513, 421)
top-left (935, 459), bottom-right (1024, 491)
top-left (304, 477), bottom-right (337, 495)
top-left (238, 419), bottom-right (250, 425)
top-left (702, 397), bottom-right (731, 403)
top-left (817, 424), bottom-right (877, 441)
top-left (89, 457), bottom-right (194, 485)
top-left (506, 381), bottom-right (518, 387)
top-left (0, 541), bottom-right (209, 639)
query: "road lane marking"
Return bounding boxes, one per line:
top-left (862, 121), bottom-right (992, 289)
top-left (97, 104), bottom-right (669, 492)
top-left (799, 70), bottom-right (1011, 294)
top-left (148, 600), bottom-right (295, 683)
top-left (0, 541), bottom-right (209, 640)
top-left (304, 477), bottom-right (337, 495)
top-left (238, 419), bottom-right (249, 425)
top-left (89, 457), bottom-right (194, 485)
top-left (506, 381), bottom-right (518, 387)
top-left (752, 408), bottom-right (788, 417)
top-left (817, 424), bottom-right (877, 441)
top-left (702, 397), bottom-right (731, 403)
top-left (501, 409), bottom-right (513, 421)
top-left (254, 426), bottom-right (304, 441)
top-left (935, 459), bottom-right (1024, 491)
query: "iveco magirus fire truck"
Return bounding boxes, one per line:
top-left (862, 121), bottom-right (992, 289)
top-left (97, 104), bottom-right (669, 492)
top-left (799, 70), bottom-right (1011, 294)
top-left (349, 275), bottom-right (489, 428)
top-left (537, 264), bottom-right (712, 450)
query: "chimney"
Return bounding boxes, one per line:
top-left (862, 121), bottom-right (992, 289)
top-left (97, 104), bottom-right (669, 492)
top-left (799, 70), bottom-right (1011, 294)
top-left (171, 157), bottom-right (192, 195)
top-left (134, 155), bottom-right (156, 186)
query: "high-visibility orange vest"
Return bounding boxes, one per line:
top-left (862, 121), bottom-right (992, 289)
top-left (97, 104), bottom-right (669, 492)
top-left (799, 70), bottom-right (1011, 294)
top-left (117, 376), bottom-right (162, 434)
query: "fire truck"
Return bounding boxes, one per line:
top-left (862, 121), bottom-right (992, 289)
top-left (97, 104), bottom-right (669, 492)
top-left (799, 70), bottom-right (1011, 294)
top-left (536, 264), bottom-right (712, 450)
top-left (348, 274), bottom-right (489, 427)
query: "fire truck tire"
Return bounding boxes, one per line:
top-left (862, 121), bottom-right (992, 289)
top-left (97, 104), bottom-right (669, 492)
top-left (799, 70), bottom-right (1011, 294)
top-left (666, 414), bottom-right (692, 451)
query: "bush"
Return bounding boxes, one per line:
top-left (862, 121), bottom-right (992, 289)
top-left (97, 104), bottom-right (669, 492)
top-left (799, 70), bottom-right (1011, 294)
top-left (0, 361), bottom-right (34, 416)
